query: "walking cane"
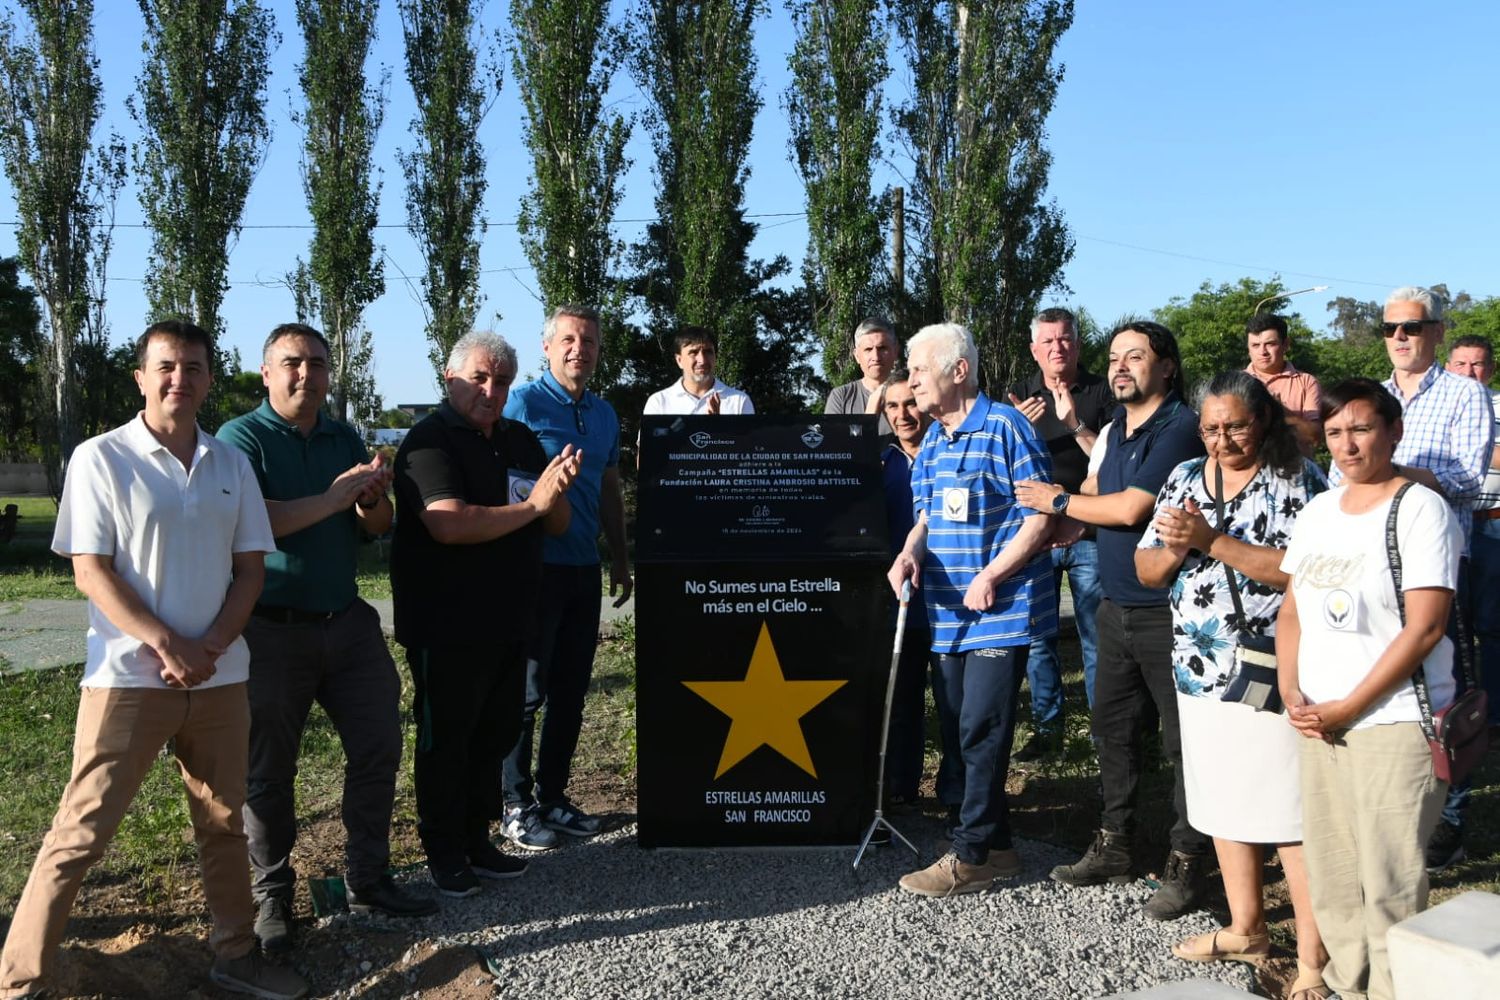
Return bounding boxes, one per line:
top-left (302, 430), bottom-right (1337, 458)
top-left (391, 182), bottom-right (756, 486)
top-left (853, 579), bottom-right (921, 868)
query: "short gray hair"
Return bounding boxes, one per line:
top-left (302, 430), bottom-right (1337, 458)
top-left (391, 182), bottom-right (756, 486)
top-left (1387, 286), bottom-right (1445, 322)
top-left (908, 322), bottom-right (978, 388)
top-left (542, 303), bottom-right (601, 344)
top-left (1030, 307), bottom-right (1078, 343)
top-left (852, 316), bottom-right (897, 349)
top-left (446, 330), bottom-right (517, 376)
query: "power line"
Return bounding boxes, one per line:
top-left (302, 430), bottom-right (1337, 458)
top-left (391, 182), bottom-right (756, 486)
top-left (0, 211), bottom-right (810, 231)
top-left (1075, 234), bottom-right (1396, 291)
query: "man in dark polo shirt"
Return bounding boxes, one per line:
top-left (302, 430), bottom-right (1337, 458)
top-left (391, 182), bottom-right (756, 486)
top-left (392, 331), bottom-right (580, 898)
top-left (1004, 307), bottom-right (1112, 758)
top-left (1016, 320), bottom-right (1209, 920)
top-left (219, 323), bottom-right (435, 953)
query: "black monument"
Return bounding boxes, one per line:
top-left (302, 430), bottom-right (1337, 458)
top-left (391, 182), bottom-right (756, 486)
top-left (635, 414), bottom-right (890, 848)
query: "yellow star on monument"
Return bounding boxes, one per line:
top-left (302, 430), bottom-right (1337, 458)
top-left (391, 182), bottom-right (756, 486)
top-left (682, 621), bottom-right (847, 779)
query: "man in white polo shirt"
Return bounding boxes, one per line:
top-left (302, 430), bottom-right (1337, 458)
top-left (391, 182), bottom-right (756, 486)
top-left (0, 321), bottom-right (306, 1000)
top-left (642, 326), bottom-right (754, 419)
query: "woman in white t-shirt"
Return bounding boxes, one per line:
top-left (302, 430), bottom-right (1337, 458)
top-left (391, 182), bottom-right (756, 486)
top-left (1277, 378), bottom-right (1460, 1000)
top-left (1136, 371), bottom-right (1328, 997)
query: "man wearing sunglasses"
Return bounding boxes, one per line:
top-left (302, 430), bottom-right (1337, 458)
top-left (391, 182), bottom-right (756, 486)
top-left (1338, 286), bottom-right (1493, 875)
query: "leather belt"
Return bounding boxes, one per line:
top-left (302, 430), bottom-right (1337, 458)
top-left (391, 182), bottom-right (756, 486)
top-left (1477, 509), bottom-right (1500, 521)
top-left (251, 603), bottom-right (349, 625)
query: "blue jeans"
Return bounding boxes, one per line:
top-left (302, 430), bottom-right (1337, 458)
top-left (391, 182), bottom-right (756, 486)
top-left (1025, 540), bottom-right (1101, 729)
top-left (1470, 518), bottom-right (1500, 726)
top-left (1441, 553), bottom-right (1478, 830)
top-left (502, 563), bottom-right (602, 809)
top-left (930, 645), bottom-right (1026, 865)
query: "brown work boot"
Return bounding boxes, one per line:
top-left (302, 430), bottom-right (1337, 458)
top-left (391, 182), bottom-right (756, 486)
top-left (1049, 829), bottom-right (1133, 887)
top-left (898, 852), bottom-right (998, 897)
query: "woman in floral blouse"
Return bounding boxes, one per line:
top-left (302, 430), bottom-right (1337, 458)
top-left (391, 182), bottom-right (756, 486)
top-left (1136, 370), bottom-right (1330, 1000)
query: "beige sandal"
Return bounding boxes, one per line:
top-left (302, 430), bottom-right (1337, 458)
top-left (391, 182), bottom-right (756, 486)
top-left (1288, 959), bottom-right (1332, 1000)
top-left (1170, 927), bottom-right (1270, 964)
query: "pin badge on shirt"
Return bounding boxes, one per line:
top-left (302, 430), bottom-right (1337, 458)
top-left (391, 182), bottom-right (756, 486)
top-left (943, 487), bottom-right (970, 522)
top-left (508, 471), bottom-right (538, 506)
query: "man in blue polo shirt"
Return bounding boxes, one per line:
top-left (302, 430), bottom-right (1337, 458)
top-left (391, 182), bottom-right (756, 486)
top-left (888, 322), bottom-right (1056, 897)
top-left (500, 305), bottom-right (632, 850)
top-left (1016, 320), bottom-right (1209, 920)
top-left (219, 324), bottom-right (436, 950)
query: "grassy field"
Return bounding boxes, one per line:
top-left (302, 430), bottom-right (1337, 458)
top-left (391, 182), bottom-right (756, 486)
top-left (0, 495), bottom-right (393, 602)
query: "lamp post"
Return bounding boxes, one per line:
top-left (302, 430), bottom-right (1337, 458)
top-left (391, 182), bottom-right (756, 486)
top-left (1252, 285), bottom-right (1329, 317)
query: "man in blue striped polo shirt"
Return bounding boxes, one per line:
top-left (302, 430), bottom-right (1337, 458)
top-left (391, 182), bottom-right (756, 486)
top-left (888, 323), bottom-right (1057, 896)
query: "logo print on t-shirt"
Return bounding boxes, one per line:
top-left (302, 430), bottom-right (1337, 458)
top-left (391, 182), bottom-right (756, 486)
top-left (1322, 589), bottom-right (1356, 631)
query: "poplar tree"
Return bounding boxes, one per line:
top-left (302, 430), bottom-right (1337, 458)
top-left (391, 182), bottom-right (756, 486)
top-left (396, 0), bottom-right (498, 381)
top-left (131, 0), bottom-right (277, 390)
top-left (785, 0), bottom-right (888, 385)
top-left (892, 0), bottom-right (1074, 391)
top-left (294, 0), bottom-right (386, 425)
top-left (510, 0), bottom-right (631, 392)
top-left (0, 0), bottom-right (125, 473)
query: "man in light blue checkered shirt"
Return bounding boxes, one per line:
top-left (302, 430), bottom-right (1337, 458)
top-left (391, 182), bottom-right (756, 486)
top-left (1332, 286), bottom-right (1495, 877)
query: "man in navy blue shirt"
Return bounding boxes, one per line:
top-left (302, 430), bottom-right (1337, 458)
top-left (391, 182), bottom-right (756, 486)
top-left (1016, 321), bottom-right (1209, 920)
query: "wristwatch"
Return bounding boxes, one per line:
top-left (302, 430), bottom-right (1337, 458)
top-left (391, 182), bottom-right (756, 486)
top-left (1067, 420), bottom-right (1085, 434)
top-left (1050, 491), bottom-right (1071, 514)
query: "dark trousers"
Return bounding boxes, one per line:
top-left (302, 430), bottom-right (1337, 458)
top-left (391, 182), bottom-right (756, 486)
top-left (930, 645), bottom-right (1027, 865)
top-left (242, 599), bottom-right (401, 896)
top-left (502, 563), bottom-right (602, 808)
top-left (1093, 599), bottom-right (1208, 856)
top-left (884, 623), bottom-right (931, 802)
top-left (1441, 555), bottom-right (1474, 829)
top-left (407, 639), bottom-right (526, 866)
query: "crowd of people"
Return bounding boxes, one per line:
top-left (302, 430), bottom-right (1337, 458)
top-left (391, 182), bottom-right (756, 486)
top-left (0, 285), bottom-right (1494, 1000)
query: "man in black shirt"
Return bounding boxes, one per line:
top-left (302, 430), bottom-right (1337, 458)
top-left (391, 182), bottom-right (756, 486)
top-left (1004, 308), bottom-right (1112, 757)
top-left (392, 331), bottom-right (581, 898)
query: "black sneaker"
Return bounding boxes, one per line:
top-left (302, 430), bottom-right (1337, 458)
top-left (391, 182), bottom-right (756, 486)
top-left (428, 861), bottom-right (481, 898)
top-left (1425, 820), bottom-right (1466, 875)
top-left (347, 875), bottom-right (438, 917)
top-left (1143, 850), bottom-right (1208, 920)
top-left (1050, 829), bottom-right (1133, 887)
top-left (468, 840), bottom-right (528, 880)
top-left (253, 896), bottom-right (294, 954)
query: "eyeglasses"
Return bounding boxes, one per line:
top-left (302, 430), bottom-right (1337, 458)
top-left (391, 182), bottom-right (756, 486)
top-left (1199, 421), bottom-right (1255, 441)
top-left (1381, 320), bottom-right (1440, 338)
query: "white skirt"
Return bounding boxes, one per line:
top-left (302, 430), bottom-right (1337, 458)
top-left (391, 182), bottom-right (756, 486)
top-left (1177, 689), bottom-right (1302, 843)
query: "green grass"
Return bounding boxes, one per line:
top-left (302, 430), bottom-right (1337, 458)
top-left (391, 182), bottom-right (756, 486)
top-left (0, 496), bottom-right (78, 601)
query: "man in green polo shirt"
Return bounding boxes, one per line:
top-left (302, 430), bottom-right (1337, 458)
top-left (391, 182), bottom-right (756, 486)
top-left (219, 323), bottom-right (436, 954)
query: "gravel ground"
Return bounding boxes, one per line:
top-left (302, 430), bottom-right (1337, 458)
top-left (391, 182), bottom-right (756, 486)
top-left (314, 820), bottom-right (1255, 1000)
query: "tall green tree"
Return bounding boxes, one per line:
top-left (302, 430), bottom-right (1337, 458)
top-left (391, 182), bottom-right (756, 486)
top-left (397, 0), bottom-right (498, 382)
top-left (130, 0), bottom-right (277, 380)
top-left (630, 0), bottom-right (765, 390)
top-left (510, 0), bottom-right (632, 391)
top-left (293, 0), bottom-right (387, 426)
top-left (0, 0), bottom-right (125, 471)
top-left (892, 0), bottom-right (1074, 392)
top-left (0, 257), bottom-right (42, 461)
top-left (785, 0), bottom-right (889, 385)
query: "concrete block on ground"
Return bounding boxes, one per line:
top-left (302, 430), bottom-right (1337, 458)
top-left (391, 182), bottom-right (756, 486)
top-left (1388, 890), bottom-right (1500, 1000)
top-left (1101, 981), bottom-right (1255, 999)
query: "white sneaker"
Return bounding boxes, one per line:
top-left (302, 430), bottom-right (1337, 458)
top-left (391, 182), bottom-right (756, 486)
top-left (501, 804), bottom-right (559, 851)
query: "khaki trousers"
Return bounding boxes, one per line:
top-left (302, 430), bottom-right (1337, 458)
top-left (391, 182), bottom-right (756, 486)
top-left (1299, 721), bottom-right (1446, 1000)
top-left (0, 684), bottom-right (255, 998)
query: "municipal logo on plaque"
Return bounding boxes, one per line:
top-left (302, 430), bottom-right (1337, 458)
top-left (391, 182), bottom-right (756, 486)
top-left (683, 622), bottom-right (847, 778)
top-left (800, 426), bottom-right (824, 449)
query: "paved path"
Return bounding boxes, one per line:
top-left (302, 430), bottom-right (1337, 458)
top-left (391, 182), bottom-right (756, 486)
top-left (0, 595), bottom-right (638, 674)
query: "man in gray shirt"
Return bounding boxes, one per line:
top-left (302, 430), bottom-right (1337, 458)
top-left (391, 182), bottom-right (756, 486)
top-left (825, 317), bottom-right (899, 436)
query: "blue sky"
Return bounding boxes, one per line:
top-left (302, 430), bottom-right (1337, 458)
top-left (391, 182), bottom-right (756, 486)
top-left (1, 1), bottom-right (1496, 408)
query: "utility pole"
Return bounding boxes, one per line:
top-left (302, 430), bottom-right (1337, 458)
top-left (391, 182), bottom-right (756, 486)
top-left (892, 186), bottom-right (905, 293)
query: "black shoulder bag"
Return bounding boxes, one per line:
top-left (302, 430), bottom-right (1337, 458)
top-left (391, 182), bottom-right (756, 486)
top-left (1213, 463), bottom-right (1283, 713)
top-left (1388, 482), bottom-right (1489, 784)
